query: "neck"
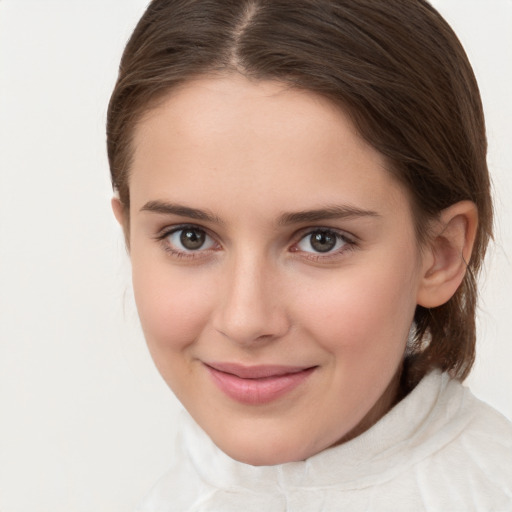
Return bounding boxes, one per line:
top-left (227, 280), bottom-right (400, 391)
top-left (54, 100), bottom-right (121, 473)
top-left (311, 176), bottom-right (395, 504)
top-left (335, 366), bottom-right (403, 445)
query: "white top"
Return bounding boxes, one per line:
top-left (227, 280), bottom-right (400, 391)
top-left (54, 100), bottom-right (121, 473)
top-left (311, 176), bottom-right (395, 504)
top-left (137, 371), bottom-right (512, 511)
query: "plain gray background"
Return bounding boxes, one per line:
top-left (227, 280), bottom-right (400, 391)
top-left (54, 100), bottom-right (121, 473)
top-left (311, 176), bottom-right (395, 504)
top-left (0, 1), bottom-right (511, 510)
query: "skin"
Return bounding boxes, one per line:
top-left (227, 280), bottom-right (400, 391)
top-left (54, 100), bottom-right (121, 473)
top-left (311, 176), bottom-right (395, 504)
top-left (113, 74), bottom-right (477, 465)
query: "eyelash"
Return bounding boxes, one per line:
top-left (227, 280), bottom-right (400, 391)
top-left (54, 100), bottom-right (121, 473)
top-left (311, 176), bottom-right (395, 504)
top-left (291, 228), bottom-right (357, 262)
top-left (154, 224), bottom-right (357, 262)
top-left (155, 224), bottom-right (219, 260)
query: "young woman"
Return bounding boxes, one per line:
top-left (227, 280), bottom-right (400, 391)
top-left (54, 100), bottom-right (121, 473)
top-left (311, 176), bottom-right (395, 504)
top-left (107, 0), bottom-right (512, 509)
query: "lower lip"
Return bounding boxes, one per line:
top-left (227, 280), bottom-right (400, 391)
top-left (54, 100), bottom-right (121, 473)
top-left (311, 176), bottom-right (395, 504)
top-left (205, 366), bottom-right (316, 405)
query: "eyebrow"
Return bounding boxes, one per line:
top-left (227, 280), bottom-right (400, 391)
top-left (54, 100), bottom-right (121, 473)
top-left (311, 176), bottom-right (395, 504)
top-left (277, 205), bottom-right (380, 225)
top-left (140, 200), bottom-right (380, 225)
top-left (140, 200), bottom-right (223, 224)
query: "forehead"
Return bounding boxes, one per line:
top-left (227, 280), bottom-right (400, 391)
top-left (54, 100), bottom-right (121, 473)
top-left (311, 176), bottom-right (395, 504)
top-left (130, 74), bottom-right (409, 219)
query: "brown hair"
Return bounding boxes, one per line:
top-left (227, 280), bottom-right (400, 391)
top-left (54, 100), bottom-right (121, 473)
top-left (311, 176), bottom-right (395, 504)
top-left (107, 0), bottom-right (492, 389)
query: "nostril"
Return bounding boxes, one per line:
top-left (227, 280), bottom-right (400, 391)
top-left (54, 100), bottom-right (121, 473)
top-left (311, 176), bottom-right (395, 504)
top-left (213, 314), bottom-right (290, 346)
top-left (255, 333), bottom-right (273, 341)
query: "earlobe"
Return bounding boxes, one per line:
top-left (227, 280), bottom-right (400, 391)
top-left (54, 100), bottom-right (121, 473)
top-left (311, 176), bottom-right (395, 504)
top-left (417, 201), bottom-right (478, 308)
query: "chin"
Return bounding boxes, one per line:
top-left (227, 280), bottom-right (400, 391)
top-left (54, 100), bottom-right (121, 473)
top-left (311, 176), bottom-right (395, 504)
top-left (212, 429), bottom-right (318, 466)
top-left (223, 444), bottom-right (302, 466)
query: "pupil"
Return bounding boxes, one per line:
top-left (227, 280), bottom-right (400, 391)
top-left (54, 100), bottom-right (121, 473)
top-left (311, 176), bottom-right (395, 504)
top-left (310, 231), bottom-right (336, 252)
top-left (180, 229), bottom-right (205, 250)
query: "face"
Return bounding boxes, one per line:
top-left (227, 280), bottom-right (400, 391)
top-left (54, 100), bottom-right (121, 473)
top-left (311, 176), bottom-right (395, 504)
top-left (124, 75), bottom-right (429, 465)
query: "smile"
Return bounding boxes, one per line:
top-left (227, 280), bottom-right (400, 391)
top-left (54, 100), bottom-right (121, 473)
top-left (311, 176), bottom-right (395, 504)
top-left (204, 362), bottom-right (317, 405)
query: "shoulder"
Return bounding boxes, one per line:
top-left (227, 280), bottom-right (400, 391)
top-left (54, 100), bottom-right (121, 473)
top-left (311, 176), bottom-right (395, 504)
top-left (404, 373), bottom-right (512, 510)
top-left (462, 387), bottom-right (512, 452)
top-left (443, 381), bottom-right (512, 480)
top-left (427, 373), bottom-right (512, 465)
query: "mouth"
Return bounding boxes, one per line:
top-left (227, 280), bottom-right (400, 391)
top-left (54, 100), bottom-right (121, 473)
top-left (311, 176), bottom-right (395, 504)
top-left (204, 362), bottom-right (317, 405)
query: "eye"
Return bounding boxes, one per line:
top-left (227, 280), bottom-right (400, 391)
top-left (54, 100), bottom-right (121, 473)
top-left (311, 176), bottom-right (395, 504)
top-left (164, 226), bottom-right (217, 253)
top-left (295, 229), bottom-right (350, 254)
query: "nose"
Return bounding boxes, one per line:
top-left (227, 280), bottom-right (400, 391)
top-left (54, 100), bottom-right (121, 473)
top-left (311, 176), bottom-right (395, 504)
top-left (211, 253), bottom-right (291, 346)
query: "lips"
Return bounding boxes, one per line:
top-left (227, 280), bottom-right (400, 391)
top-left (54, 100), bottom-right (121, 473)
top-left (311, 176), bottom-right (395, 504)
top-left (204, 362), bottom-right (316, 405)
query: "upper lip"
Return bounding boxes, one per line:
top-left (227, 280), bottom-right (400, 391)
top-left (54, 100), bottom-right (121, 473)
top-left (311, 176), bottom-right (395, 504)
top-left (205, 362), bottom-right (315, 379)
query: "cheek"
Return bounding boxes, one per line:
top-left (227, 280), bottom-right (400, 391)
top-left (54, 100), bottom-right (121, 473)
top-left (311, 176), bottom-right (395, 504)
top-left (131, 256), bottom-right (213, 353)
top-left (294, 259), bottom-right (419, 355)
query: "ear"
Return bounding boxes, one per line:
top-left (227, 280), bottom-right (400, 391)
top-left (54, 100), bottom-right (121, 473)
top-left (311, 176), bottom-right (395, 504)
top-left (111, 196), bottom-right (130, 250)
top-left (416, 200), bottom-right (478, 308)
